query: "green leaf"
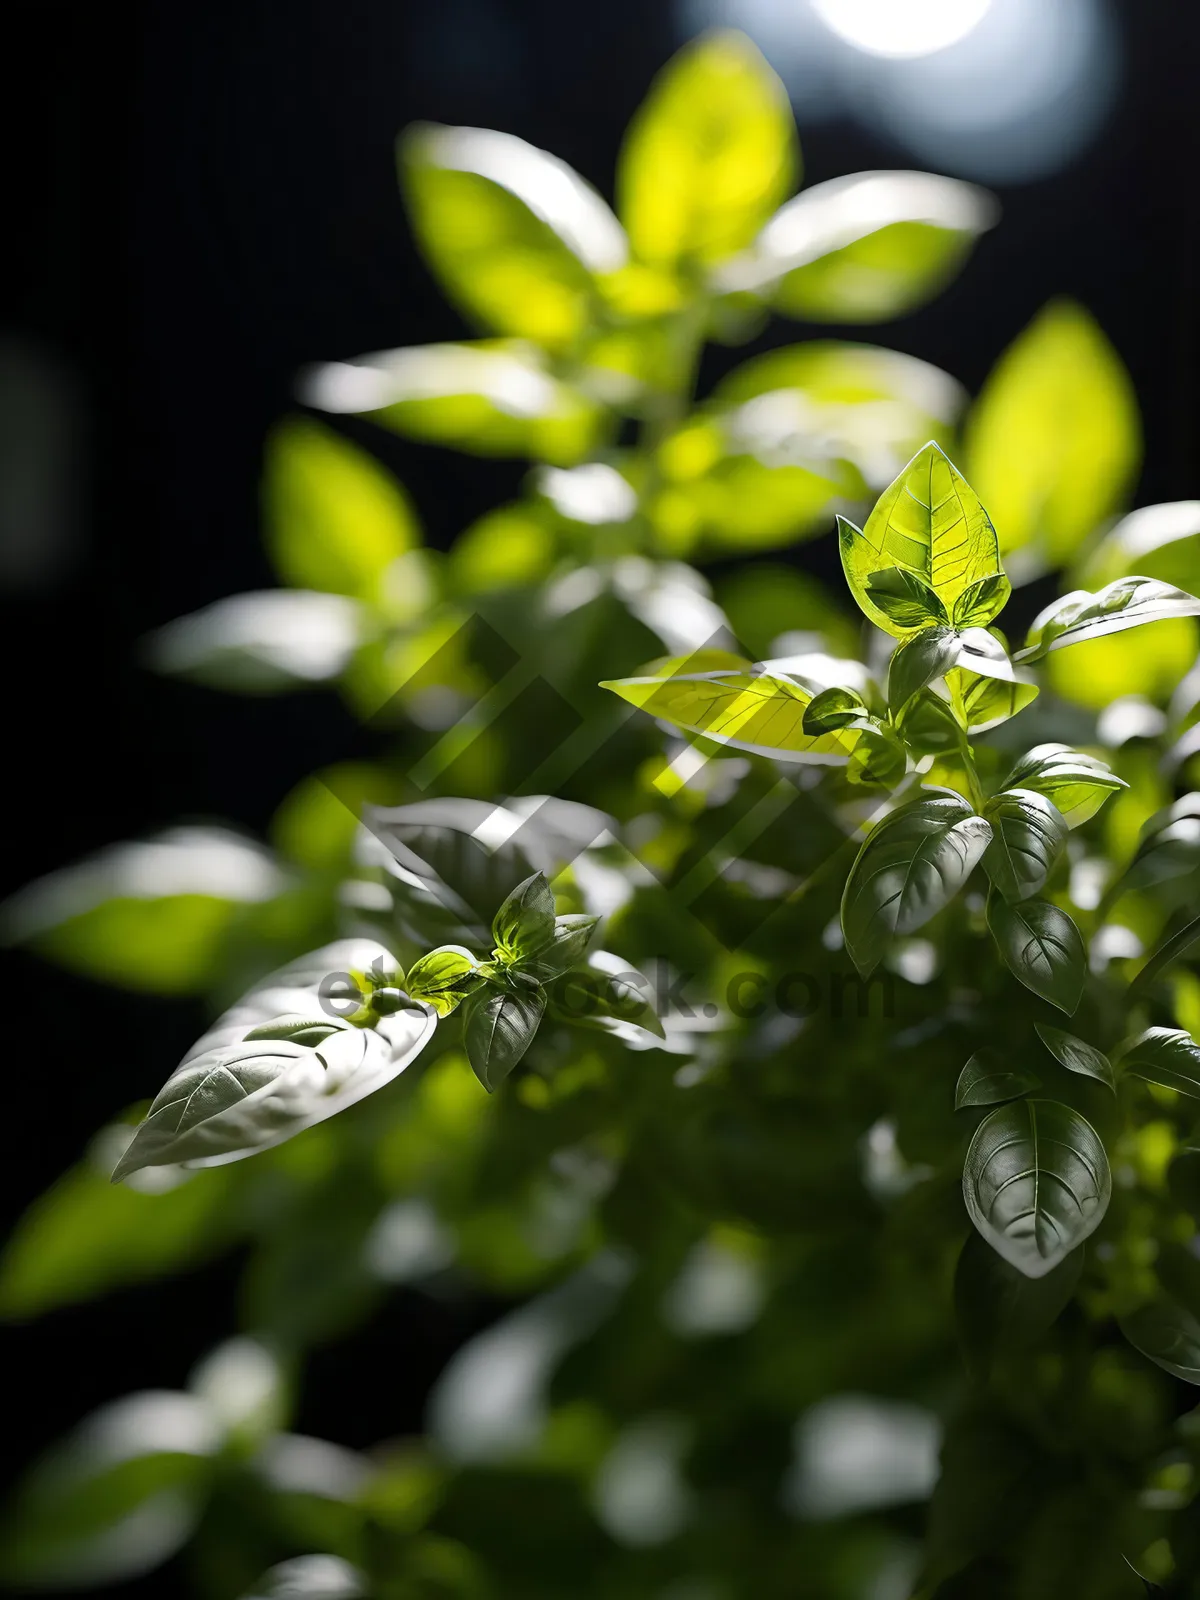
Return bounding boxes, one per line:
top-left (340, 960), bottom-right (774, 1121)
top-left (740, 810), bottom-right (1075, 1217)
top-left (0, 1392), bottom-right (220, 1588)
top-left (954, 1229), bottom-right (1082, 1379)
top-left (952, 573), bottom-right (1011, 629)
top-left (492, 871), bottom-right (557, 961)
top-left (546, 954), bottom-right (666, 1042)
top-left (895, 686), bottom-right (961, 755)
top-left (1116, 1027), bottom-right (1200, 1097)
top-left (600, 662), bottom-right (861, 762)
top-left (840, 792), bottom-right (992, 976)
top-left (1002, 744), bottom-right (1126, 828)
top-left (838, 443), bottom-right (1002, 636)
top-left (962, 1098), bottom-right (1111, 1278)
top-left (801, 685), bottom-right (870, 734)
top-left (981, 789), bottom-right (1068, 904)
top-left (1016, 576), bottom-right (1200, 662)
top-left (243, 1017), bottom-right (351, 1046)
top-left (299, 341), bottom-right (606, 467)
top-left (0, 827), bottom-right (287, 996)
top-left (845, 725), bottom-right (907, 788)
top-left (1082, 499), bottom-right (1200, 592)
top-left (400, 122), bottom-right (627, 351)
top-left (954, 1051), bottom-right (1041, 1109)
top-left (461, 981), bottom-right (547, 1091)
top-left (405, 946), bottom-right (485, 1017)
top-left (887, 626), bottom-right (961, 714)
top-left (0, 1126), bottom-right (243, 1321)
top-left (1110, 796), bottom-right (1200, 901)
top-left (864, 566), bottom-right (949, 629)
top-left (964, 299), bottom-right (1141, 563)
top-left (1034, 1023), bottom-right (1116, 1092)
top-left (262, 417), bottom-right (419, 604)
top-left (617, 31), bottom-right (797, 270)
top-left (1119, 1299), bottom-right (1200, 1385)
top-left (722, 170), bottom-right (996, 321)
top-left (238, 1555), bottom-right (367, 1599)
top-left (113, 945), bottom-right (438, 1177)
top-left (518, 914), bottom-right (599, 981)
top-left (986, 894), bottom-right (1086, 1014)
top-left (952, 665), bottom-right (1039, 735)
top-left (146, 590), bottom-right (363, 694)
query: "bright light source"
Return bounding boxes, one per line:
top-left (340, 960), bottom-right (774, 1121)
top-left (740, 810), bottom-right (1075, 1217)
top-left (811, 0), bottom-right (991, 57)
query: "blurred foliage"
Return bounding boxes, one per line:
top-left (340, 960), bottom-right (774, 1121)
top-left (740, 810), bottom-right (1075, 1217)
top-left (5, 27), bottom-right (1200, 1600)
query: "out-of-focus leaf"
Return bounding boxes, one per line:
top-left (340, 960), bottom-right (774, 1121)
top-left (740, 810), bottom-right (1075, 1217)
top-left (716, 562), bottom-right (858, 657)
top-left (449, 502), bottom-right (557, 595)
top-left (1119, 1298), bottom-right (1200, 1384)
top-left (400, 123), bottom-right (626, 350)
top-left (239, 1554), bottom-right (367, 1599)
top-left (0, 1392), bottom-right (220, 1589)
top-left (1116, 1027), bottom-right (1200, 1098)
top-left (722, 170), bottom-right (996, 321)
top-left (714, 341), bottom-right (965, 490)
top-left (146, 590), bottom-right (363, 694)
top-left (1035, 1023), bottom-right (1115, 1092)
top-left (954, 1052), bottom-right (1040, 1110)
top-left (271, 763), bottom-right (404, 873)
top-left (963, 1098), bottom-right (1110, 1278)
top-left (617, 30), bottom-right (797, 270)
top-left (601, 660), bottom-right (860, 762)
top-left (954, 1229), bottom-right (1082, 1377)
top-left (841, 792), bottom-right (992, 976)
top-left (1044, 618), bottom-right (1199, 712)
top-left (299, 342), bottom-right (606, 467)
top-left (263, 417), bottom-right (419, 603)
top-left (113, 940), bottom-right (437, 1177)
top-left (462, 980), bottom-right (546, 1091)
top-left (839, 443), bottom-right (1001, 635)
top-left (981, 789), bottom-right (1068, 904)
top-left (964, 300), bottom-right (1141, 563)
top-left (188, 1337), bottom-right (290, 1448)
top-left (986, 894), bottom-right (1085, 1014)
top-left (1002, 744), bottom-right (1126, 828)
top-left (1016, 577), bottom-right (1200, 662)
top-left (1083, 500), bottom-right (1200, 593)
top-left (0, 1124), bottom-right (243, 1321)
top-left (0, 827), bottom-right (287, 995)
top-left (547, 951), bottom-right (666, 1043)
top-left (1109, 796), bottom-right (1200, 902)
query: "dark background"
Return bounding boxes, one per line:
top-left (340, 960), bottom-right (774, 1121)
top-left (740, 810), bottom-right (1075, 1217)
top-left (3, 0), bottom-right (1198, 1591)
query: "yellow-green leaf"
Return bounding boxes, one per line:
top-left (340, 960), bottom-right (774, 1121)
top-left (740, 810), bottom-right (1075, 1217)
top-left (839, 442), bottom-right (1001, 635)
top-left (964, 300), bottom-right (1141, 564)
top-left (263, 418), bottom-right (419, 605)
top-left (617, 31), bottom-right (798, 270)
top-left (400, 123), bottom-right (627, 351)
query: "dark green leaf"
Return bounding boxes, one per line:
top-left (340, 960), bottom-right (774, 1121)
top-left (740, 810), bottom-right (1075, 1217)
top-left (801, 685), bottom-right (869, 734)
top-left (1034, 1022), bottom-right (1115, 1092)
top-left (954, 1052), bottom-right (1040, 1109)
top-left (1016, 576), bottom-right (1200, 662)
top-left (1111, 795), bottom-right (1200, 901)
top-left (864, 567), bottom-right (949, 630)
top-left (887, 627), bottom-right (961, 714)
top-left (981, 789), bottom-right (1068, 903)
top-left (491, 871), bottom-right (556, 962)
top-left (1119, 1298), bottom-right (1200, 1384)
top-left (963, 1098), bottom-right (1111, 1278)
top-left (518, 914), bottom-right (599, 980)
top-left (845, 724), bottom-right (907, 787)
top-left (1117, 1027), bottom-right (1200, 1097)
top-left (461, 982), bottom-right (546, 1091)
top-left (840, 792), bottom-right (992, 976)
top-left (895, 686), bottom-right (962, 755)
top-left (954, 1228), bottom-right (1083, 1378)
top-left (1002, 743), bottom-right (1126, 828)
top-left (986, 894), bottom-right (1086, 1014)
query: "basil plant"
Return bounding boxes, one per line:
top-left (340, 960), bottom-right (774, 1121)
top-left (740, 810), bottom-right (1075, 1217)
top-left (7, 26), bottom-right (1200, 1600)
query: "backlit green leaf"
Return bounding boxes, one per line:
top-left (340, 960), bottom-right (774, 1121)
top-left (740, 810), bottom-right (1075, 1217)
top-left (405, 947), bottom-right (484, 1017)
top-left (864, 567), bottom-right (948, 630)
top-left (952, 573), bottom-right (1011, 629)
top-left (1016, 577), bottom-right (1200, 662)
top-left (963, 1098), bottom-right (1110, 1278)
top-left (986, 894), bottom-right (1086, 1014)
top-left (400, 123), bottom-right (627, 350)
top-left (839, 443), bottom-right (1002, 635)
top-left (964, 299), bottom-right (1141, 563)
top-left (841, 792), bottom-right (992, 976)
top-left (1002, 745), bottom-right (1126, 828)
top-left (492, 871), bottom-right (556, 961)
top-left (617, 31), bottom-right (797, 270)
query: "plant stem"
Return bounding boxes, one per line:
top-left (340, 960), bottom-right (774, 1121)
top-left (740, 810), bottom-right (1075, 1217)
top-left (953, 723), bottom-right (986, 811)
